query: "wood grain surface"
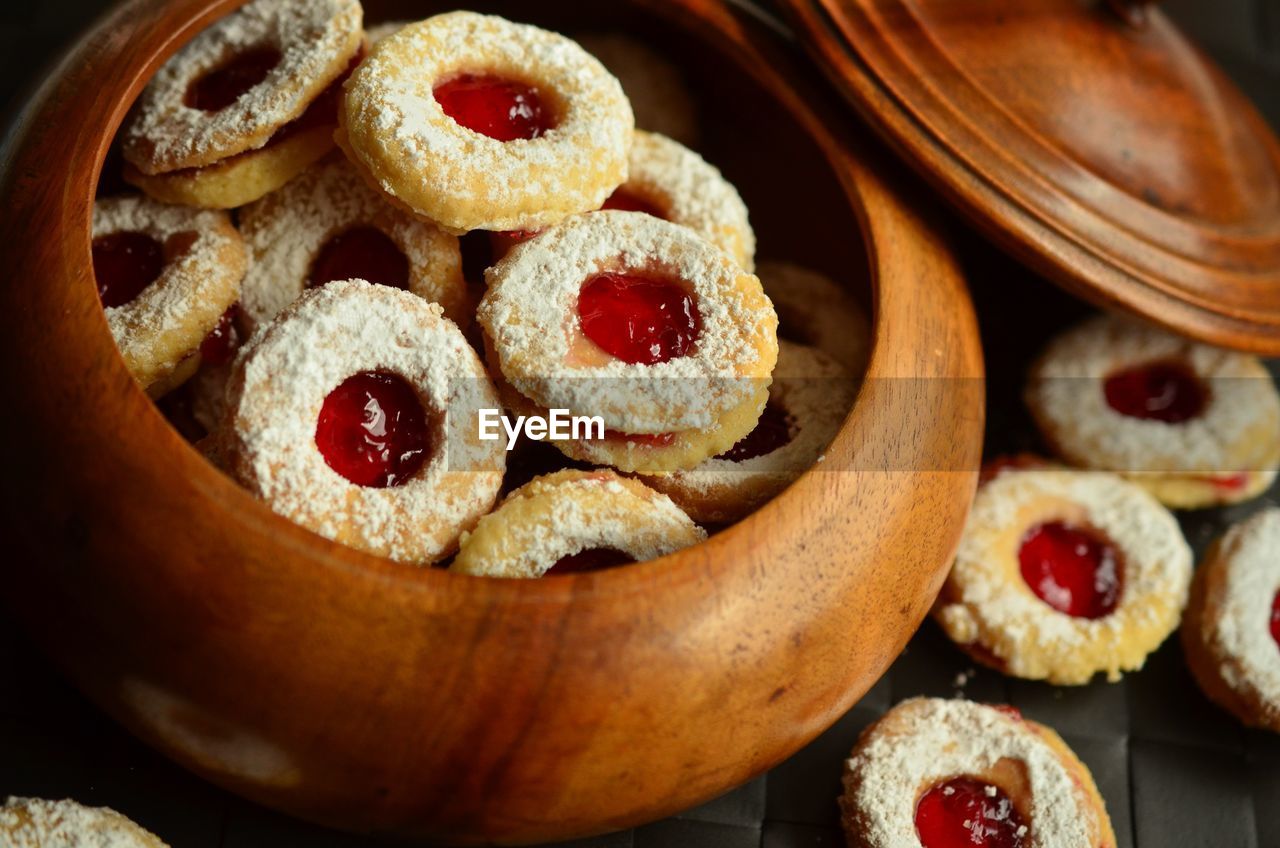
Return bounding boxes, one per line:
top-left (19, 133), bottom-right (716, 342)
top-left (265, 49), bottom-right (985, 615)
top-left (783, 0), bottom-right (1280, 354)
top-left (0, 0), bottom-right (983, 842)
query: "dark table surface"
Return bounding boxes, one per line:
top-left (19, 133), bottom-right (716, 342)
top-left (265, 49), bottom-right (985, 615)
top-left (3, 2), bottom-right (1280, 847)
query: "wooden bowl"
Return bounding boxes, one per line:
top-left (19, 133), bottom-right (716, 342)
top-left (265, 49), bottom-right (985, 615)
top-left (0, 0), bottom-right (984, 843)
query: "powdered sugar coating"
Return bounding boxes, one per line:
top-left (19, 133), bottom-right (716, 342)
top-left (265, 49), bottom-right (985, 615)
top-left (479, 210), bottom-right (778, 433)
top-left (451, 469), bottom-right (705, 578)
top-left (339, 11), bottom-right (633, 233)
top-left (1026, 314), bottom-right (1280, 476)
top-left (223, 281), bottom-right (504, 565)
top-left (0, 797), bottom-right (167, 848)
top-left (842, 699), bottom-right (1107, 847)
top-left (123, 0), bottom-right (362, 174)
top-left (621, 131), bottom-right (755, 270)
top-left (238, 157), bottom-right (465, 335)
top-left (1201, 508), bottom-right (1280, 717)
top-left (642, 341), bottom-right (857, 522)
top-left (94, 195), bottom-right (245, 391)
top-left (936, 469), bottom-right (1192, 684)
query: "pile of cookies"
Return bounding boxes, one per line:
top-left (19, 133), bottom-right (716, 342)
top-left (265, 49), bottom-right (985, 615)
top-left (94, 0), bottom-right (868, 573)
top-left (932, 314), bottom-right (1280, 719)
top-left (840, 316), bottom-right (1280, 846)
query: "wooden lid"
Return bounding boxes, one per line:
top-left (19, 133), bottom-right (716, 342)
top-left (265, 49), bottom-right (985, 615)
top-left (784, 0), bottom-right (1280, 353)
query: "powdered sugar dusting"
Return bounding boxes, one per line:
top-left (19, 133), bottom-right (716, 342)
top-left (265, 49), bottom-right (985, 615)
top-left (624, 131), bottom-right (754, 270)
top-left (223, 280), bottom-right (504, 565)
top-left (1207, 508), bottom-right (1280, 711)
top-left (0, 797), bottom-right (166, 847)
top-left (844, 699), bottom-right (1100, 847)
top-left (938, 469), bottom-right (1191, 684)
top-left (95, 195), bottom-right (245, 388)
top-left (646, 342), bottom-right (853, 501)
top-left (123, 0), bottom-right (362, 173)
top-left (340, 11), bottom-right (633, 232)
top-left (452, 469), bottom-right (705, 578)
top-left (238, 156), bottom-right (464, 335)
top-left (1027, 314), bottom-right (1280, 474)
top-left (479, 210), bottom-right (777, 433)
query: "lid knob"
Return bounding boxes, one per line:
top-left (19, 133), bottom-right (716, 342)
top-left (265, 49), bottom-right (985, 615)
top-left (1105, 0), bottom-right (1157, 27)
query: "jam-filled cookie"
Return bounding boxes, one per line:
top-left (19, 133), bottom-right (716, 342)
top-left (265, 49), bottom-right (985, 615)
top-left (451, 469), bottom-right (705, 578)
top-left (93, 195), bottom-right (246, 394)
top-left (757, 261), bottom-right (870, 376)
top-left (1, 797), bottom-right (168, 847)
top-left (1182, 508), bottom-right (1280, 732)
top-left (339, 11), bottom-right (633, 234)
top-left (575, 33), bottom-right (699, 148)
top-left (238, 156), bottom-right (466, 336)
top-left (480, 210), bottom-right (776, 436)
top-left (641, 341), bottom-right (856, 523)
top-left (122, 0), bottom-right (364, 208)
top-left (935, 469), bottom-right (1192, 685)
top-left (1026, 314), bottom-right (1280, 509)
top-left (841, 698), bottom-right (1115, 848)
top-left (604, 130), bottom-right (754, 270)
top-left (221, 280), bottom-right (504, 565)
top-left (489, 130), bottom-right (754, 268)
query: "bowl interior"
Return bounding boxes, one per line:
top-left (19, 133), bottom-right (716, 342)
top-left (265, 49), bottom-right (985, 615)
top-left (92, 0), bottom-right (875, 578)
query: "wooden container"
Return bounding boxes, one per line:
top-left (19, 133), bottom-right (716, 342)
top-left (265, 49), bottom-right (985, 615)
top-left (0, 0), bottom-right (983, 843)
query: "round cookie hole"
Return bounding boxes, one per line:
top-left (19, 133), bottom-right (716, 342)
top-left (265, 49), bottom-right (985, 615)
top-left (577, 271), bottom-right (701, 365)
top-left (1017, 521), bottom-right (1123, 620)
top-left (1102, 359), bottom-right (1207, 424)
top-left (92, 231), bottom-right (165, 308)
top-left (308, 227), bottom-right (410, 291)
top-left (546, 547), bottom-right (636, 576)
top-left (433, 73), bottom-right (556, 141)
top-left (915, 776), bottom-right (1028, 848)
top-left (185, 46), bottom-right (283, 112)
top-left (716, 399), bottom-right (795, 463)
top-left (315, 370), bottom-right (432, 489)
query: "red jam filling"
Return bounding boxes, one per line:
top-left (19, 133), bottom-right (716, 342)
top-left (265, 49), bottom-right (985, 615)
top-left (578, 273), bottom-right (701, 365)
top-left (308, 227), bottom-right (410, 290)
top-left (1018, 522), bottom-right (1122, 619)
top-left (1271, 591), bottom-right (1280, 651)
top-left (601, 189), bottom-right (667, 219)
top-left (915, 777), bottom-right (1028, 848)
top-left (186, 46), bottom-right (283, 112)
top-left (545, 547), bottom-right (636, 576)
top-left (434, 74), bottom-right (551, 141)
top-left (92, 232), bottom-right (165, 308)
top-left (991, 705), bottom-right (1023, 721)
top-left (1103, 360), bottom-right (1207, 423)
top-left (199, 304), bottom-right (242, 366)
top-left (1203, 472), bottom-right (1249, 491)
top-left (717, 401), bottom-right (795, 463)
top-left (315, 371), bottom-right (430, 488)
